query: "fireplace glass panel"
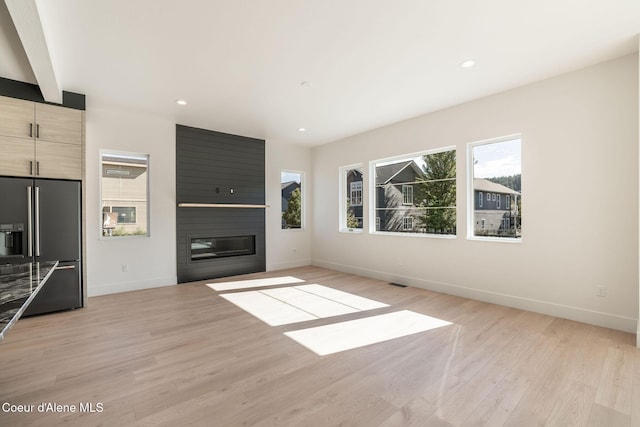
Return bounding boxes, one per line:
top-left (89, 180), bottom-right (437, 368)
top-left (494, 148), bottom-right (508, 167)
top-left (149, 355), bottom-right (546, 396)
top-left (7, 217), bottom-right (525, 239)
top-left (191, 235), bottom-right (256, 261)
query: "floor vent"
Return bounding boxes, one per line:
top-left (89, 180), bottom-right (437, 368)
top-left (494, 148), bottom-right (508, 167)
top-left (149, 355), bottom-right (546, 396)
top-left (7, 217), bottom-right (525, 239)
top-left (389, 282), bottom-right (407, 288)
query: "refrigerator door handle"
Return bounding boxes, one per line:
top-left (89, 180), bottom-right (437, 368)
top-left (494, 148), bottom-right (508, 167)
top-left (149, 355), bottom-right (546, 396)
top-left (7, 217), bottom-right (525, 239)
top-left (35, 186), bottom-right (40, 257)
top-left (27, 186), bottom-right (33, 257)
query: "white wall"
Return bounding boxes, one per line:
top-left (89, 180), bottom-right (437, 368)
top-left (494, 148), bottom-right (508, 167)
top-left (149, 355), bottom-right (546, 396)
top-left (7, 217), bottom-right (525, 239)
top-left (85, 104), bottom-right (177, 296)
top-left (265, 140), bottom-right (312, 270)
top-left (311, 54), bottom-right (639, 333)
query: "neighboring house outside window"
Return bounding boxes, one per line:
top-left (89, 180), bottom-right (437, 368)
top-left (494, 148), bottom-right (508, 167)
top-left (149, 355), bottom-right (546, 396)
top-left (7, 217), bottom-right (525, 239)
top-left (373, 148), bottom-right (456, 236)
top-left (473, 179), bottom-right (520, 236)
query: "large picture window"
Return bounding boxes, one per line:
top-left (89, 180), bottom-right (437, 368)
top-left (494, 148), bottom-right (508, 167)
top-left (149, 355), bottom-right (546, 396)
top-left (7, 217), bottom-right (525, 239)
top-left (339, 165), bottom-right (364, 231)
top-left (101, 151), bottom-right (149, 237)
top-left (371, 148), bottom-right (456, 236)
top-left (281, 171), bottom-right (303, 229)
top-left (468, 135), bottom-right (521, 240)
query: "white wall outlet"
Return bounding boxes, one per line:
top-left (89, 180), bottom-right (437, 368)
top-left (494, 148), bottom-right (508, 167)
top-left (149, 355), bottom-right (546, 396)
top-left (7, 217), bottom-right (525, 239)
top-left (596, 286), bottom-right (606, 297)
top-left (122, 264), bottom-right (128, 273)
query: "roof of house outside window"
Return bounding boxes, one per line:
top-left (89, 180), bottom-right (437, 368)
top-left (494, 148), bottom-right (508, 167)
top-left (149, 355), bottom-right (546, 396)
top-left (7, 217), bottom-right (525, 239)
top-left (474, 179), bottom-right (520, 195)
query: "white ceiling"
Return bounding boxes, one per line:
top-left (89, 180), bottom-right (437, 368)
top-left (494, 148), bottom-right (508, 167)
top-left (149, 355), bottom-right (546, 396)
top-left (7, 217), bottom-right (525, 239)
top-left (1, 0), bottom-right (639, 146)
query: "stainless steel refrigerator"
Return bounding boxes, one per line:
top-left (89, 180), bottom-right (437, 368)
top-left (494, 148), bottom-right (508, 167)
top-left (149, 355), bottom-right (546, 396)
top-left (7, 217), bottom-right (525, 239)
top-left (0, 176), bottom-right (82, 315)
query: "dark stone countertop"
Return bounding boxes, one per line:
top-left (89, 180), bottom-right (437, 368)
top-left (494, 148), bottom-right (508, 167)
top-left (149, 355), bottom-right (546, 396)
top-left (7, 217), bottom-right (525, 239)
top-left (0, 261), bottom-right (58, 341)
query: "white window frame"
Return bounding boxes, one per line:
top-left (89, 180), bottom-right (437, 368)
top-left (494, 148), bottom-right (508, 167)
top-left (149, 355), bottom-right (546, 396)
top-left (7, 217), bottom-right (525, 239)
top-left (479, 192), bottom-right (483, 208)
top-left (99, 150), bottom-right (150, 239)
top-left (369, 147), bottom-right (456, 239)
top-left (339, 164), bottom-right (364, 233)
top-left (281, 170), bottom-right (305, 231)
top-left (467, 134), bottom-right (522, 242)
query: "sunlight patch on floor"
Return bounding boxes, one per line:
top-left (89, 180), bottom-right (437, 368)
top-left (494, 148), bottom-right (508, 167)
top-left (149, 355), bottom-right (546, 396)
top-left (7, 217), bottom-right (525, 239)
top-left (284, 310), bottom-right (452, 355)
top-left (207, 276), bottom-right (305, 291)
top-left (218, 284), bottom-right (388, 326)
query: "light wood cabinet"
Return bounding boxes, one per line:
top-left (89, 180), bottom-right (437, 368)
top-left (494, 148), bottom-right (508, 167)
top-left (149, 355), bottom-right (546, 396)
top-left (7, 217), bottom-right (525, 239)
top-left (35, 140), bottom-right (82, 180)
top-left (0, 135), bottom-right (34, 176)
top-left (0, 96), bottom-right (34, 140)
top-left (0, 95), bottom-right (83, 179)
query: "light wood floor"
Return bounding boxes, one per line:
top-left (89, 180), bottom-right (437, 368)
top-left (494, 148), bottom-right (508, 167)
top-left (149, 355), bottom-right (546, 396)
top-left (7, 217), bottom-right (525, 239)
top-left (0, 266), bottom-right (638, 426)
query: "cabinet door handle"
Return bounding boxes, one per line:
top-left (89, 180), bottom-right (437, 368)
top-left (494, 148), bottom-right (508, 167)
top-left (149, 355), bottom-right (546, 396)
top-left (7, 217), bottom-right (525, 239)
top-left (29, 123), bottom-right (33, 137)
top-left (55, 265), bottom-right (76, 271)
top-left (36, 124), bottom-right (40, 138)
top-left (29, 161), bottom-right (33, 175)
top-left (36, 161), bottom-right (40, 176)
top-left (27, 186), bottom-right (32, 257)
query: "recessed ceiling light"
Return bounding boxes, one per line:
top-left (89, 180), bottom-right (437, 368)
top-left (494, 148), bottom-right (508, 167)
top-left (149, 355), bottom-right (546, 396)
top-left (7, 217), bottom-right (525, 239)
top-left (461, 60), bottom-right (475, 68)
top-left (176, 99), bottom-right (187, 105)
top-left (298, 127), bottom-right (307, 132)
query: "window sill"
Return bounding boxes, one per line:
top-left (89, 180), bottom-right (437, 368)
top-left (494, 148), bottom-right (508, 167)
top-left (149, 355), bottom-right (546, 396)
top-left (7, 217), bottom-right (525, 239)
top-left (371, 231), bottom-right (456, 239)
top-left (339, 228), bottom-right (364, 234)
top-left (467, 236), bottom-right (522, 243)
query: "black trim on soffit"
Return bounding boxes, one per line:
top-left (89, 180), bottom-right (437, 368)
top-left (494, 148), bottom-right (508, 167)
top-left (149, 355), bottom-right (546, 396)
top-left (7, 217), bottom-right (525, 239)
top-left (0, 77), bottom-right (86, 110)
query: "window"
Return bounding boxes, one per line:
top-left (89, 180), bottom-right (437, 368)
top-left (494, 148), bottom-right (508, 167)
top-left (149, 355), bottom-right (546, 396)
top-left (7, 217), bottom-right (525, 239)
top-left (281, 171), bottom-right (303, 229)
top-left (402, 185), bottom-right (413, 205)
top-left (479, 192), bottom-right (483, 208)
top-left (339, 165), bottom-right (363, 231)
top-left (372, 147), bottom-right (456, 236)
top-left (115, 207), bottom-right (136, 223)
top-left (350, 182), bottom-right (363, 206)
top-left (403, 216), bottom-right (413, 231)
top-left (468, 135), bottom-right (521, 240)
top-left (101, 151), bottom-right (149, 237)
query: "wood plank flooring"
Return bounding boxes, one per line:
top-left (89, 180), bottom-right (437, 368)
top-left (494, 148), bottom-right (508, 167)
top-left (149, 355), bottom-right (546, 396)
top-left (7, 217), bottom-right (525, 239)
top-left (0, 266), bottom-right (638, 426)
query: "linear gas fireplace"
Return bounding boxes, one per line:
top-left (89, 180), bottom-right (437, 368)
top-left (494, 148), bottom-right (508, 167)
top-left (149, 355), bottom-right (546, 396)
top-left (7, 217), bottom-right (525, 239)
top-left (190, 235), bottom-right (256, 261)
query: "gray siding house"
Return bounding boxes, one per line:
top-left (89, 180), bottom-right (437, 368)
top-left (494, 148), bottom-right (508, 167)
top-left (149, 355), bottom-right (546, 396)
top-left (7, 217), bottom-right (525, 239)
top-left (375, 160), bottom-right (424, 232)
top-left (473, 179), bottom-right (521, 236)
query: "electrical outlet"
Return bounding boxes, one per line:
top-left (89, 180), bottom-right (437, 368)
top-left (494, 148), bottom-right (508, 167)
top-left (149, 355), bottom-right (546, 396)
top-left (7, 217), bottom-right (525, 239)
top-left (122, 264), bottom-right (128, 273)
top-left (596, 286), bottom-right (606, 297)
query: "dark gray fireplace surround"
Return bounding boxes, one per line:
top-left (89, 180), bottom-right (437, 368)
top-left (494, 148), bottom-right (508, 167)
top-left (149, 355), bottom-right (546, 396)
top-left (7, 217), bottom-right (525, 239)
top-left (176, 125), bottom-right (266, 283)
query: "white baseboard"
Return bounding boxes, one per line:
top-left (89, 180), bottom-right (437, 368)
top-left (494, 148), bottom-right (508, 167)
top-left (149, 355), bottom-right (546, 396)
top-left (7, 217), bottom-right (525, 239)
top-left (267, 259), bottom-right (312, 272)
top-left (88, 275), bottom-right (177, 297)
top-left (313, 259), bottom-right (638, 334)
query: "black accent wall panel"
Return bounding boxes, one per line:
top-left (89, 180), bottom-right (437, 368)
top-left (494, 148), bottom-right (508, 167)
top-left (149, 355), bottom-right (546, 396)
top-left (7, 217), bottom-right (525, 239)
top-left (176, 125), bottom-right (266, 283)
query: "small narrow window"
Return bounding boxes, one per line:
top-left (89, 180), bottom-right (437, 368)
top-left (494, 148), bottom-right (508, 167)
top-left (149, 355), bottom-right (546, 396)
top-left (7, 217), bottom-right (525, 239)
top-left (479, 192), bottom-right (483, 208)
top-left (340, 165), bottom-right (364, 231)
top-left (497, 194), bottom-right (501, 209)
top-left (281, 171), bottom-right (303, 229)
